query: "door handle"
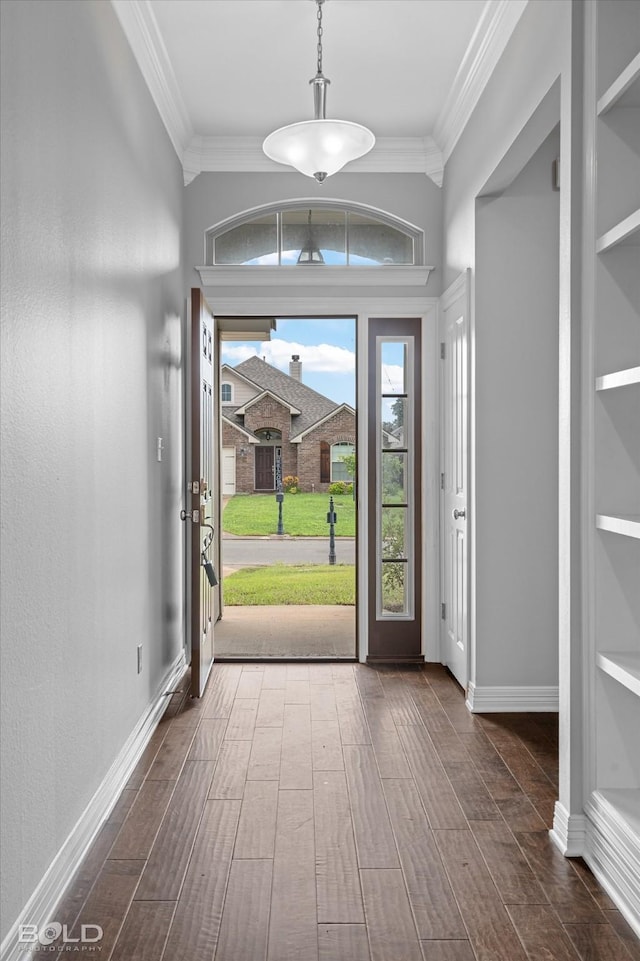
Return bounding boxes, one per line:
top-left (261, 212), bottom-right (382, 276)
top-left (453, 508), bottom-right (466, 520)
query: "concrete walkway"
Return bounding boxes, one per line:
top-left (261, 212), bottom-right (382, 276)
top-left (214, 605), bottom-right (356, 658)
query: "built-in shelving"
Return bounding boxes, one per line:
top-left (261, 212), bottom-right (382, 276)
top-left (580, 1), bottom-right (640, 934)
top-left (597, 51), bottom-right (640, 114)
top-left (594, 789), bottom-right (640, 844)
top-left (597, 652), bottom-right (640, 698)
top-left (595, 367), bottom-right (640, 391)
top-left (596, 514), bottom-right (640, 539)
top-left (596, 208), bottom-right (640, 253)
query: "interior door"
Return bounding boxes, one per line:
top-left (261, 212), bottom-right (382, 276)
top-left (186, 288), bottom-right (216, 697)
top-left (440, 271), bottom-right (470, 689)
top-left (255, 446), bottom-right (274, 490)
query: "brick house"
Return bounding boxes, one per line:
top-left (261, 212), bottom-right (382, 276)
top-left (221, 355), bottom-right (355, 494)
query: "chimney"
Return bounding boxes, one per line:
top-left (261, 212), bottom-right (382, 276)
top-left (289, 354), bottom-right (302, 381)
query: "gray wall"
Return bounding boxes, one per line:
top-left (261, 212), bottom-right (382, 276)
top-left (475, 128), bottom-right (560, 687)
top-left (442, 0), bottom-right (571, 694)
top-left (184, 171), bottom-right (444, 298)
top-left (0, 0), bottom-right (185, 939)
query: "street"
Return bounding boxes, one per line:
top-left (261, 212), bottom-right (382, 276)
top-left (222, 534), bottom-right (356, 572)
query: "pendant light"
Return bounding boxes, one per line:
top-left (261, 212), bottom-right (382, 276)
top-left (263, 0), bottom-right (375, 183)
top-left (297, 210), bottom-right (325, 265)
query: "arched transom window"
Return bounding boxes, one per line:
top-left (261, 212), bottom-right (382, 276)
top-left (205, 200), bottom-right (424, 267)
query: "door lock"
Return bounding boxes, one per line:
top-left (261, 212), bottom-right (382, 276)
top-left (453, 508), bottom-right (466, 520)
top-left (180, 509), bottom-right (200, 523)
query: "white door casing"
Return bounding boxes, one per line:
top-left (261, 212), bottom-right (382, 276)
top-left (440, 272), bottom-right (470, 689)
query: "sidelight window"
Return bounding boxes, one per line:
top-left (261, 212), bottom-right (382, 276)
top-left (377, 339), bottom-right (414, 618)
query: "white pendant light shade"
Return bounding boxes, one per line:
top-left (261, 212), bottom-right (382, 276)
top-left (263, 119), bottom-right (375, 182)
top-left (262, 0), bottom-right (375, 183)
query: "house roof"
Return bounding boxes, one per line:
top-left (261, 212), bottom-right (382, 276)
top-left (235, 389), bottom-right (301, 416)
top-left (232, 356), bottom-right (339, 437)
top-left (221, 413), bottom-right (260, 443)
top-left (290, 403), bottom-right (356, 443)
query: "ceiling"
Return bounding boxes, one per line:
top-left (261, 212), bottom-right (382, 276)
top-left (112, 0), bottom-right (528, 184)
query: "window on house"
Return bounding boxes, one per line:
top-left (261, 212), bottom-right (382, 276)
top-left (331, 442), bottom-right (355, 482)
top-left (221, 383), bottom-right (233, 404)
top-left (206, 201), bottom-right (423, 267)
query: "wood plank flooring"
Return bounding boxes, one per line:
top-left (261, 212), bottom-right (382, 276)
top-left (53, 662), bottom-right (638, 960)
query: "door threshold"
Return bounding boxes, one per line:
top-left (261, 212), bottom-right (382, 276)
top-left (215, 656), bottom-right (358, 663)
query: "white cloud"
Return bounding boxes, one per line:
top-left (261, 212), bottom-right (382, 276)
top-left (222, 339), bottom-right (355, 375)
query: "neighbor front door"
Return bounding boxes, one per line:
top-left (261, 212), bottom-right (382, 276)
top-left (255, 446), bottom-right (274, 490)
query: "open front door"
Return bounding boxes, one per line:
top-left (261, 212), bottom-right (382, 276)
top-left (185, 288), bottom-right (216, 697)
top-left (439, 271), bottom-right (470, 689)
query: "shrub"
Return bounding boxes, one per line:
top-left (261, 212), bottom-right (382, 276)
top-left (282, 475), bottom-right (299, 493)
top-left (328, 481), bottom-right (353, 496)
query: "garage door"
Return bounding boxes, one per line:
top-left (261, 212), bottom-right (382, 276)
top-left (222, 447), bottom-right (236, 495)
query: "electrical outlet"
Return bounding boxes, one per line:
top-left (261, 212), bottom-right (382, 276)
top-left (137, 645), bottom-right (143, 674)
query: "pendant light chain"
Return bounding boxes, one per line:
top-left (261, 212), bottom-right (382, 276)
top-left (262, 0), bottom-right (374, 181)
top-left (316, 0), bottom-right (324, 77)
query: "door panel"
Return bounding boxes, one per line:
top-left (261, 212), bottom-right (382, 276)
top-left (255, 446), bottom-right (274, 490)
top-left (367, 318), bottom-right (422, 662)
top-left (440, 272), bottom-right (469, 689)
top-left (187, 289), bottom-right (216, 697)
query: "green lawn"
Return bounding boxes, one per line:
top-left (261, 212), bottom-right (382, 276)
top-left (223, 493), bottom-right (355, 537)
top-left (223, 563), bottom-right (355, 605)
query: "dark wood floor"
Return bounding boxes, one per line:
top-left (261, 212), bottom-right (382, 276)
top-left (54, 662), bottom-right (639, 960)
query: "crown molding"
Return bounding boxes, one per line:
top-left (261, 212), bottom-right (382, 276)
top-left (433, 0), bottom-right (529, 163)
top-left (184, 136), bottom-right (443, 187)
top-left (114, 0), bottom-right (526, 185)
top-left (111, 0), bottom-right (192, 160)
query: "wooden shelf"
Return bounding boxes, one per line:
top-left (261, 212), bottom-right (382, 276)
top-left (597, 52), bottom-right (640, 113)
top-left (596, 209), bottom-right (640, 253)
top-left (596, 514), bottom-right (640, 539)
top-left (596, 367), bottom-right (640, 391)
top-left (597, 652), bottom-right (640, 698)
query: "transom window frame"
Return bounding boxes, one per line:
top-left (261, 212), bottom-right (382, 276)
top-left (197, 199), bottom-right (434, 289)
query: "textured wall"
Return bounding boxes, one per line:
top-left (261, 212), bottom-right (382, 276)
top-left (0, 0), bottom-right (185, 940)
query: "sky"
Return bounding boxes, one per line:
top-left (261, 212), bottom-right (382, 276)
top-left (220, 317), bottom-right (357, 406)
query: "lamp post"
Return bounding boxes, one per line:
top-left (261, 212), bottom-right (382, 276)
top-left (276, 491), bottom-right (284, 535)
top-left (327, 495), bottom-right (337, 565)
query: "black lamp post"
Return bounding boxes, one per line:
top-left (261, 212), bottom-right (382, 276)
top-left (327, 495), bottom-right (337, 565)
top-left (276, 491), bottom-right (284, 535)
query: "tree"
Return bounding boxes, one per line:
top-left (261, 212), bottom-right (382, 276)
top-left (340, 451), bottom-right (356, 479)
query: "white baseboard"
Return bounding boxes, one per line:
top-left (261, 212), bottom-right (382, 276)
top-left (466, 682), bottom-right (559, 712)
top-left (584, 790), bottom-right (640, 939)
top-left (549, 801), bottom-right (587, 856)
top-left (0, 651), bottom-right (187, 961)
